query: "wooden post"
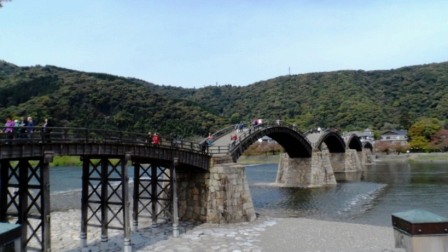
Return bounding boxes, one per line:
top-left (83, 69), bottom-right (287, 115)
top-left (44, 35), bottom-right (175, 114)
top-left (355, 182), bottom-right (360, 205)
top-left (100, 158), bottom-right (108, 251)
top-left (42, 152), bottom-right (53, 252)
top-left (18, 160), bottom-right (28, 251)
top-left (132, 161), bottom-right (140, 231)
top-left (0, 160), bottom-right (9, 222)
top-left (122, 153), bottom-right (132, 252)
top-left (80, 156), bottom-right (89, 248)
top-left (172, 157), bottom-right (179, 237)
top-left (151, 163), bottom-right (158, 228)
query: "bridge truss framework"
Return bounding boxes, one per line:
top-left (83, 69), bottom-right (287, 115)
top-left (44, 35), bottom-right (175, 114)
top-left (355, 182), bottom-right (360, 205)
top-left (0, 152), bottom-right (177, 251)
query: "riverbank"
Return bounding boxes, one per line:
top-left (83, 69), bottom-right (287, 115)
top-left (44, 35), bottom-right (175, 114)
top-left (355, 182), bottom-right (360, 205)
top-left (241, 152), bottom-right (448, 165)
top-left (234, 149), bottom-right (444, 165)
top-left (48, 209), bottom-right (403, 252)
top-left (375, 152), bottom-right (448, 162)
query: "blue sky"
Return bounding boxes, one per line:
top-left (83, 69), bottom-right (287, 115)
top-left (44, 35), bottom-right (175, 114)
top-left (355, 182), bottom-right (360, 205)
top-left (1, 1), bottom-right (447, 88)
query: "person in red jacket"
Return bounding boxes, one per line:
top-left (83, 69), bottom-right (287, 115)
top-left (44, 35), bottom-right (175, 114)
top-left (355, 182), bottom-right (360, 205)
top-left (152, 133), bottom-right (161, 146)
top-left (231, 134), bottom-right (238, 147)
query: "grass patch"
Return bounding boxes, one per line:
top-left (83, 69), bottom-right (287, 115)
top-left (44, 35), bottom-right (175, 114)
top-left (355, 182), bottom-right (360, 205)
top-left (408, 153), bottom-right (448, 162)
top-left (51, 156), bottom-right (83, 166)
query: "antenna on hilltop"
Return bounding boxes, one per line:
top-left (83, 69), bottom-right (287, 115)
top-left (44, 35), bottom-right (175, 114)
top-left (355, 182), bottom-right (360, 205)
top-left (288, 67), bottom-right (291, 76)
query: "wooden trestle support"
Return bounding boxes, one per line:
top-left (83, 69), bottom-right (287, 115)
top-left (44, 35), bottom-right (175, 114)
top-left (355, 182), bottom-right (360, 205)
top-left (0, 152), bottom-right (53, 251)
top-left (80, 154), bottom-right (133, 251)
top-left (132, 161), bottom-right (173, 230)
top-left (81, 156), bottom-right (175, 251)
top-left (0, 153), bottom-right (177, 251)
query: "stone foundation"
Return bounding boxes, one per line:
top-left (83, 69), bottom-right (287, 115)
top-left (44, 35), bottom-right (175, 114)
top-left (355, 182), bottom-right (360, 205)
top-left (330, 153), bottom-right (346, 172)
top-left (177, 161), bottom-right (256, 224)
top-left (177, 171), bottom-right (209, 222)
top-left (361, 148), bottom-right (374, 165)
top-left (276, 152), bottom-right (336, 188)
top-left (344, 149), bottom-right (362, 172)
top-left (206, 163), bottom-right (256, 223)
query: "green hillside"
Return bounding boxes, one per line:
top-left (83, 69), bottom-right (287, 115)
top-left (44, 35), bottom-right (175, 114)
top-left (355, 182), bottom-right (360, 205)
top-left (0, 61), bottom-right (226, 138)
top-left (1, 60), bottom-right (448, 137)
top-left (150, 62), bottom-right (448, 131)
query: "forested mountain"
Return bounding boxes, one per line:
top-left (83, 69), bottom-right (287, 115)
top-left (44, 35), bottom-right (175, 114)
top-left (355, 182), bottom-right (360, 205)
top-left (0, 60), bottom-right (226, 138)
top-left (1, 59), bottom-right (447, 137)
top-left (149, 62), bottom-right (448, 131)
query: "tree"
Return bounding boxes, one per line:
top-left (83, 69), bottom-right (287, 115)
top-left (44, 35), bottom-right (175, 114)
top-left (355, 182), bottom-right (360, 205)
top-left (408, 118), bottom-right (442, 140)
top-left (430, 129), bottom-right (448, 151)
top-left (375, 141), bottom-right (409, 154)
top-left (408, 118), bottom-right (443, 152)
top-left (229, 113), bottom-right (240, 124)
top-left (410, 136), bottom-right (430, 152)
top-left (0, 0), bottom-right (11, 7)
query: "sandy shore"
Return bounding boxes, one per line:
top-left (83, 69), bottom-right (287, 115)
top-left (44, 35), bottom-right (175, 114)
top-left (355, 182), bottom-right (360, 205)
top-left (47, 209), bottom-right (404, 252)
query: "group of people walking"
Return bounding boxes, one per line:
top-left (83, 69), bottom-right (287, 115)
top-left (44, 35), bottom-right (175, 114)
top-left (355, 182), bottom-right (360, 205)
top-left (145, 131), bottom-right (186, 148)
top-left (2, 116), bottom-right (52, 143)
top-left (145, 131), bottom-right (161, 146)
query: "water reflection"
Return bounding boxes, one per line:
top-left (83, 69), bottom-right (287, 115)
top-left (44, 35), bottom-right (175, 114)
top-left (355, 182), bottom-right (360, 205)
top-left (246, 161), bottom-right (448, 226)
top-left (334, 171), bottom-right (362, 182)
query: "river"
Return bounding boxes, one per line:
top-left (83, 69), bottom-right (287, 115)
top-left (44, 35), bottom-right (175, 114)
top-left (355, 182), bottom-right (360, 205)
top-left (49, 160), bottom-right (448, 227)
top-left (246, 160), bottom-right (448, 226)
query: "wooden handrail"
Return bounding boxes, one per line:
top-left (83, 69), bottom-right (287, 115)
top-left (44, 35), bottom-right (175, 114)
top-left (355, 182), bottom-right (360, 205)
top-left (0, 126), bottom-right (206, 154)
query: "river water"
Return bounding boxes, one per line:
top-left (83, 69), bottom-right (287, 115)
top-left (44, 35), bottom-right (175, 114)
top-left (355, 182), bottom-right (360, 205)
top-left (247, 161), bottom-right (448, 226)
top-left (49, 160), bottom-right (448, 227)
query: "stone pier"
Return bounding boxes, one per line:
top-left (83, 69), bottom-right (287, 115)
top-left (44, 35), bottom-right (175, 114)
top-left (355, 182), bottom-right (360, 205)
top-left (177, 158), bottom-right (256, 224)
top-left (175, 147), bottom-right (366, 223)
top-left (330, 153), bottom-right (346, 172)
top-left (276, 151), bottom-right (337, 188)
top-left (330, 149), bottom-right (363, 173)
top-left (361, 148), bottom-right (374, 165)
top-left (344, 149), bottom-right (362, 172)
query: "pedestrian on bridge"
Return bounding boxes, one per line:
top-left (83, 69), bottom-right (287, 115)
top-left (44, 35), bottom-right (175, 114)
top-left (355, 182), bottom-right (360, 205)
top-left (26, 116), bottom-right (35, 141)
top-left (17, 116), bottom-right (28, 140)
top-left (145, 131), bottom-right (152, 145)
top-left (170, 132), bottom-right (179, 148)
top-left (43, 118), bottom-right (53, 143)
top-left (207, 132), bottom-right (213, 146)
top-left (231, 134), bottom-right (238, 147)
top-left (152, 133), bottom-right (161, 146)
top-left (4, 117), bottom-right (15, 144)
top-left (201, 141), bottom-right (208, 154)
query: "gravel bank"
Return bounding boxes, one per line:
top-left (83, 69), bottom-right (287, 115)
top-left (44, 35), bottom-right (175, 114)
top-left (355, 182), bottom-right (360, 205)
top-left (46, 209), bottom-right (404, 252)
top-left (258, 218), bottom-right (404, 252)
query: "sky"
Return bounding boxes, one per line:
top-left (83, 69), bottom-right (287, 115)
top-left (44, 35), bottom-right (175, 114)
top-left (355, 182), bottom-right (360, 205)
top-left (1, 1), bottom-right (447, 88)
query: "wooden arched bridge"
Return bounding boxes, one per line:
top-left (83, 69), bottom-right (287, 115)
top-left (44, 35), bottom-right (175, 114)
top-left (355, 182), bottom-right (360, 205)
top-left (206, 120), bottom-right (367, 163)
top-left (0, 123), bottom-right (370, 251)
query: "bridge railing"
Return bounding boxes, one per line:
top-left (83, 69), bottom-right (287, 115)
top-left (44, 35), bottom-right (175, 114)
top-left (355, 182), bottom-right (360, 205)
top-left (207, 145), bottom-right (230, 155)
top-left (226, 120), bottom-right (273, 151)
top-left (200, 124), bottom-right (236, 147)
top-left (0, 127), bottom-right (206, 154)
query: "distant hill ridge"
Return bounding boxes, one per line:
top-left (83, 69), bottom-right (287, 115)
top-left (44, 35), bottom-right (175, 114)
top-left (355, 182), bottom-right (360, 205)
top-left (1, 60), bottom-right (447, 137)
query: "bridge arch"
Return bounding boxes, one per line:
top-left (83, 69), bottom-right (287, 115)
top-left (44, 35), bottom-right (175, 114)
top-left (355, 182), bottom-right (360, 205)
top-left (363, 141), bottom-right (374, 152)
top-left (229, 126), bottom-right (312, 161)
top-left (315, 131), bottom-right (346, 153)
top-left (346, 134), bottom-right (363, 152)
